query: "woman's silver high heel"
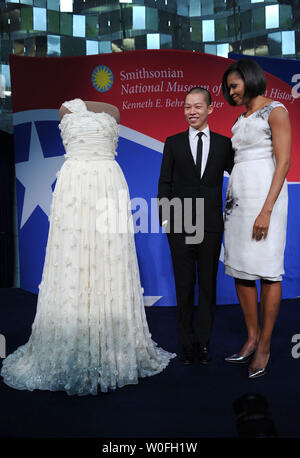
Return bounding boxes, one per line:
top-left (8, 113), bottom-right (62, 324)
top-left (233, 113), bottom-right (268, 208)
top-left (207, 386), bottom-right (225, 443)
top-left (225, 349), bottom-right (255, 364)
top-left (248, 353), bottom-right (270, 379)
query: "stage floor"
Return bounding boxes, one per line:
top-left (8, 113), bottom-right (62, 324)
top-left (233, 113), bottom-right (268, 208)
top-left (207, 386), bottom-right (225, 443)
top-left (0, 288), bottom-right (300, 439)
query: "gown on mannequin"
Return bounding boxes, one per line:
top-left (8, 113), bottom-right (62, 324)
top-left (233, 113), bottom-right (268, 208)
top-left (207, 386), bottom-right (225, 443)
top-left (1, 98), bottom-right (175, 395)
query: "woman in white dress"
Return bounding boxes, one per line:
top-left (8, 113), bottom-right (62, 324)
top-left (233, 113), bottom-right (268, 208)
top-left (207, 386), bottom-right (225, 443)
top-left (1, 98), bottom-right (175, 395)
top-left (221, 60), bottom-right (291, 378)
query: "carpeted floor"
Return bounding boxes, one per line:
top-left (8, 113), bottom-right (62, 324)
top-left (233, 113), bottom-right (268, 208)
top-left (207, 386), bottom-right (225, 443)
top-left (0, 288), bottom-right (300, 439)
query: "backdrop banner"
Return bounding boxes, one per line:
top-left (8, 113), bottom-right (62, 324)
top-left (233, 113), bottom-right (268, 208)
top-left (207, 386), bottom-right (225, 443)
top-left (10, 50), bottom-right (300, 305)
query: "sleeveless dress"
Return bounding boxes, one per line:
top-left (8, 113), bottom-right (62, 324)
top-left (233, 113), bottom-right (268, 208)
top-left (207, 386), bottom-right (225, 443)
top-left (1, 98), bottom-right (175, 395)
top-left (224, 101), bottom-right (288, 281)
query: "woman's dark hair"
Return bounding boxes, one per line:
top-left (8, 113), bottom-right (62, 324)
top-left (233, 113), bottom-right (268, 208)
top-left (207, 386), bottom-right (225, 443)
top-left (222, 59), bottom-right (266, 106)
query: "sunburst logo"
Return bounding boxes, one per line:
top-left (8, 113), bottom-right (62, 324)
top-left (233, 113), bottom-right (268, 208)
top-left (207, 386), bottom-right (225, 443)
top-left (91, 65), bottom-right (114, 92)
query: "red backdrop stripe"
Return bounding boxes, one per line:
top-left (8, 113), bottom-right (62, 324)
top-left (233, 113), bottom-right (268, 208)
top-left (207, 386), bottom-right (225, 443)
top-left (10, 50), bottom-right (300, 181)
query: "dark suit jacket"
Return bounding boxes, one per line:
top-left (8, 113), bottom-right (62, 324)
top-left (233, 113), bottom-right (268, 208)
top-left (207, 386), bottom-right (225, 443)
top-left (157, 129), bottom-right (234, 233)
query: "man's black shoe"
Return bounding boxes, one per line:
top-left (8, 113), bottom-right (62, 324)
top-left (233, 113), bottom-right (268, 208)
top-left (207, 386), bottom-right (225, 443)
top-left (197, 346), bottom-right (211, 365)
top-left (178, 350), bottom-right (194, 365)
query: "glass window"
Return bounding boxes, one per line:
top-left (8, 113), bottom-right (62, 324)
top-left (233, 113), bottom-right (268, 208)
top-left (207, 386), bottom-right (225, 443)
top-left (279, 5), bottom-right (292, 29)
top-left (13, 40), bottom-right (25, 56)
top-left (242, 38), bottom-right (255, 56)
top-left (61, 36), bottom-right (85, 56)
top-left (113, 41), bottom-right (124, 53)
top-left (240, 10), bottom-right (251, 34)
top-left (255, 35), bottom-right (268, 56)
top-left (6, 0), bottom-right (19, 2)
top-left (33, 7), bottom-right (46, 31)
top-left (0, 64), bottom-right (11, 92)
top-left (73, 14), bottom-right (85, 37)
top-left (99, 12), bottom-right (110, 34)
top-left (190, 0), bottom-right (201, 17)
top-left (134, 35), bottom-right (147, 50)
top-left (120, 5), bottom-right (132, 29)
top-left (215, 17), bottom-right (227, 41)
top-left (268, 31), bottom-right (281, 56)
top-left (282, 31), bottom-right (295, 55)
top-left (47, 10), bottom-right (59, 34)
top-left (202, 20), bottom-right (215, 41)
top-left (239, 0), bottom-right (250, 6)
top-left (204, 44), bottom-right (217, 55)
top-left (1, 18), bottom-right (8, 35)
top-left (162, 0), bottom-right (176, 13)
top-left (251, 0), bottom-right (263, 3)
top-left (0, 40), bottom-right (10, 62)
top-left (20, 0), bottom-right (33, 5)
top-left (0, 71), bottom-right (5, 98)
top-left (24, 36), bottom-right (34, 56)
top-left (266, 5), bottom-right (279, 29)
top-left (146, 7), bottom-right (158, 31)
top-left (47, 0), bottom-right (59, 10)
top-left (86, 40), bottom-right (98, 55)
top-left (60, 36), bottom-right (72, 56)
top-left (227, 15), bottom-right (238, 39)
top-left (35, 36), bottom-right (47, 56)
top-left (214, 0), bottom-right (226, 14)
top-left (21, 7), bottom-right (33, 30)
top-left (47, 35), bottom-right (60, 55)
top-left (60, 12), bottom-right (72, 35)
top-left (201, 0), bottom-right (213, 16)
top-left (99, 41), bottom-right (112, 54)
top-left (109, 10), bottom-right (122, 34)
top-left (253, 7), bottom-right (265, 32)
top-left (34, 0), bottom-right (46, 6)
top-left (147, 33), bottom-right (160, 49)
top-left (190, 19), bottom-right (201, 42)
top-left (296, 31), bottom-right (300, 58)
top-left (158, 10), bottom-right (171, 34)
top-left (60, 0), bottom-right (73, 12)
top-left (160, 33), bottom-right (172, 49)
top-left (175, 20), bottom-right (190, 48)
top-left (123, 38), bottom-right (135, 51)
top-left (177, 0), bottom-right (188, 16)
top-left (217, 43), bottom-right (229, 57)
top-left (86, 15), bottom-right (98, 38)
top-left (8, 10), bottom-right (22, 32)
top-left (133, 6), bottom-right (146, 29)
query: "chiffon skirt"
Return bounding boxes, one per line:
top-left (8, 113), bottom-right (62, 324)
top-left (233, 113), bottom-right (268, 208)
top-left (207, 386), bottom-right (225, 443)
top-left (1, 158), bottom-right (175, 395)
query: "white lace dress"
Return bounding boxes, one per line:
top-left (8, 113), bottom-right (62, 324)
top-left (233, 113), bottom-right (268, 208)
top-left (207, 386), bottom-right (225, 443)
top-left (224, 101), bottom-right (288, 281)
top-left (1, 98), bottom-right (175, 395)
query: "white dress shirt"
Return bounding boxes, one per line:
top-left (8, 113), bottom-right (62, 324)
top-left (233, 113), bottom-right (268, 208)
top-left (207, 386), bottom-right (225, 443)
top-left (162, 125), bottom-right (211, 228)
top-left (189, 125), bottom-right (210, 179)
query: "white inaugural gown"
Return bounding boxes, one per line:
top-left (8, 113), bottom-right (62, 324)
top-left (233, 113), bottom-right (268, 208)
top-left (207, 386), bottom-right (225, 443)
top-left (224, 101), bottom-right (288, 281)
top-left (1, 98), bottom-right (175, 395)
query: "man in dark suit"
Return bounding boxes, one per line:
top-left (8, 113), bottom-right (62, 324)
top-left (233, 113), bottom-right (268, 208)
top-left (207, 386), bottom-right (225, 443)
top-left (158, 87), bottom-right (234, 365)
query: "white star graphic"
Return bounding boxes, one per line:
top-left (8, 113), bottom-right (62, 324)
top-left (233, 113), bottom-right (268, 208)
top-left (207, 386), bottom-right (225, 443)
top-left (143, 296), bottom-right (162, 307)
top-left (15, 122), bottom-right (64, 228)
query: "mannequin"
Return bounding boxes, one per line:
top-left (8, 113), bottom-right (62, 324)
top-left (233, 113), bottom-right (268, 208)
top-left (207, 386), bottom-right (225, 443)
top-left (59, 100), bottom-right (120, 123)
top-left (0, 96), bottom-right (175, 396)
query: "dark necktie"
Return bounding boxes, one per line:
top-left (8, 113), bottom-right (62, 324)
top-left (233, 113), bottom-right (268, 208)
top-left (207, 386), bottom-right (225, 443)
top-left (196, 132), bottom-right (204, 178)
